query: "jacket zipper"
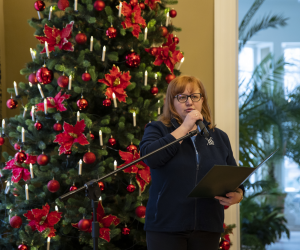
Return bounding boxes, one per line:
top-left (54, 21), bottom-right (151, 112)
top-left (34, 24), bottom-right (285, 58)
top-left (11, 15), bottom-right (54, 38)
top-left (191, 137), bottom-right (199, 230)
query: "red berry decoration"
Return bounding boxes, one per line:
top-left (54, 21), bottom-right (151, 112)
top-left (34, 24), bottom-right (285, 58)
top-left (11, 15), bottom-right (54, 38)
top-left (139, 2), bottom-right (145, 10)
top-left (10, 215), bottom-right (22, 228)
top-left (75, 32), bottom-right (87, 44)
top-left (127, 184), bottom-right (136, 193)
top-left (57, 74), bottom-right (69, 88)
top-left (89, 132), bottom-right (95, 140)
top-left (13, 188), bottom-right (19, 197)
top-left (108, 136), bottom-right (116, 147)
top-left (47, 179), bottom-right (60, 193)
top-left (0, 137), bottom-right (5, 146)
top-left (94, 0), bottom-right (105, 11)
top-left (219, 240), bottom-right (230, 250)
top-left (151, 86), bottom-right (159, 95)
top-left (36, 65), bottom-right (53, 85)
top-left (169, 9), bottom-right (177, 18)
top-left (15, 151), bottom-right (27, 164)
top-left (78, 218), bottom-right (91, 231)
top-left (130, 0), bottom-right (138, 6)
top-left (106, 26), bottom-right (117, 39)
top-left (37, 153), bottom-right (49, 166)
top-left (34, 121), bottom-right (43, 131)
top-left (173, 36), bottom-right (179, 45)
top-left (6, 99), bottom-right (18, 109)
top-left (28, 72), bottom-right (38, 85)
top-left (18, 244), bottom-right (29, 250)
top-left (165, 74), bottom-right (176, 84)
top-left (65, 150), bottom-right (72, 155)
top-left (83, 152), bottom-right (96, 164)
top-left (127, 143), bottom-right (137, 154)
top-left (135, 205), bottom-right (146, 218)
top-left (70, 183), bottom-right (78, 191)
top-left (159, 26), bottom-right (168, 37)
top-left (53, 122), bottom-right (62, 132)
top-left (98, 181), bottom-right (105, 191)
top-left (103, 99), bottom-right (111, 107)
top-left (82, 71), bottom-right (91, 81)
top-left (34, 1), bottom-right (45, 11)
top-left (14, 143), bottom-right (21, 151)
top-left (122, 226), bottom-right (130, 235)
top-left (77, 97), bottom-right (88, 110)
top-left (58, 0), bottom-right (70, 10)
top-left (125, 51), bottom-right (141, 68)
top-left (150, 47), bottom-right (158, 56)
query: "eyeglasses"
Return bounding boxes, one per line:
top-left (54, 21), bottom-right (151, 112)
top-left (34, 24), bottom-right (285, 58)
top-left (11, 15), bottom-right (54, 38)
top-left (174, 93), bottom-right (202, 103)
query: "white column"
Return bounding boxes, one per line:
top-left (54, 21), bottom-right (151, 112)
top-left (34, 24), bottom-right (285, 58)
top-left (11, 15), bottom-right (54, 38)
top-left (214, 1), bottom-right (240, 250)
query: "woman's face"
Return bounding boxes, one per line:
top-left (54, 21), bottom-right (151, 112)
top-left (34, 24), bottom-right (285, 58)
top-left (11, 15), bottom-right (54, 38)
top-left (173, 83), bottom-right (203, 121)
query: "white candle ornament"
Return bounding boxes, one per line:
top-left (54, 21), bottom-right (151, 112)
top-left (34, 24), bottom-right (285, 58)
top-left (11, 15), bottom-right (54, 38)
top-left (177, 57), bottom-right (185, 70)
top-left (68, 75), bottom-right (72, 90)
top-left (23, 107), bottom-right (27, 118)
top-left (114, 160), bottom-right (117, 176)
top-left (29, 82), bottom-right (33, 87)
top-left (158, 100), bottom-right (161, 115)
top-left (30, 163), bottom-right (34, 178)
top-left (2, 119), bottom-right (5, 135)
top-left (45, 41), bottom-right (50, 58)
top-left (31, 106), bottom-right (35, 121)
top-left (90, 36), bottom-right (93, 51)
top-left (5, 181), bottom-right (10, 194)
top-left (79, 159), bottom-right (82, 175)
top-left (118, 2), bottom-right (122, 17)
top-left (14, 81), bottom-right (19, 96)
top-left (74, 0), bottom-right (78, 11)
top-left (99, 130), bottom-right (103, 146)
top-left (133, 112), bottom-right (136, 127)
top-left (48, 6), bottom-right (52, 20)
top-left (99, 196), bottom-right (102, 201)
top-left (155, 73), bottom-right (158, 80)
top-left (112, 93), bottom-right (117, 108)
top-left (144, 27), bottom-right (148, 41)
top-left (77, 111), bottom-right (80, 122)
top-left (55, 206), bottom-right (58, 212)
top-left (25, 184), bottom-right (29, 200)
top-left (30, 48), bottom-right (35, 61)
top-left (144, 71), bottom-right (148, 86)
top-left (37, 84), bottom-right (45, 98)
top-left (22, 127), bottom-right (25, 143)
top-left (44, 98), bottom-right (48, 115)
top-left (166, 12), bottom-right (170, 26)
top-left (8, 209), bottom-right (12, 222)
top-left (47, 237), bottom-right (50, 250)
top-left (102, 46), bottom-right (106, 61)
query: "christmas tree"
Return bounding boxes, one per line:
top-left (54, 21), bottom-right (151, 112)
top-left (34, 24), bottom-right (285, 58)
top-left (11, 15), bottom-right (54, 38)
top-left (0, 0), bottom-right (183, 249)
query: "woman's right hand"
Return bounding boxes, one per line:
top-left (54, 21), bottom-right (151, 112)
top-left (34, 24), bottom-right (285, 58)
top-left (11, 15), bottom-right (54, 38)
top-left (181, 110), bottom-right (203, 133)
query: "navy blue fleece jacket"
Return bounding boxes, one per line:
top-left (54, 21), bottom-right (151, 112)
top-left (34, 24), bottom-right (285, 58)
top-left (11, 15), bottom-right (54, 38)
top-left (139, 118), bottom-right (244, 233)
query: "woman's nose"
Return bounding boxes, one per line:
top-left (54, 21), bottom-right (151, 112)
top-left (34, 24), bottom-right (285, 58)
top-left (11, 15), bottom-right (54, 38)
top-left (186, 96), bottom-right (193, 105)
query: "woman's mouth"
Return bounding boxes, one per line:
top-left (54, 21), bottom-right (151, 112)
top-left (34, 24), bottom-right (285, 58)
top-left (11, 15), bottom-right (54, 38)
top-left (185, 109), bottom-right (194, 112)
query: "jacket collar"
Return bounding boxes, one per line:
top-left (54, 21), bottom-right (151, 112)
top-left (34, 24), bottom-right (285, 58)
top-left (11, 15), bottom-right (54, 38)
top-left (170, 117), bottom-right (210, 129)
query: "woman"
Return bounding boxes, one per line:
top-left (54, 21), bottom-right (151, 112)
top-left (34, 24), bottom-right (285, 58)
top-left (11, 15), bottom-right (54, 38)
top-left (139, 75), bottom-right (244, 250)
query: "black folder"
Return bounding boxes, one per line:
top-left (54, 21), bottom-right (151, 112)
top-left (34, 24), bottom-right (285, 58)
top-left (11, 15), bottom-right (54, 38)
top-left (188, 149), bottom-right (279, 198)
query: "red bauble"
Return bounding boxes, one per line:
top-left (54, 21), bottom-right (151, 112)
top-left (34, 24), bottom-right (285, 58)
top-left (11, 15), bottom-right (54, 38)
top-left (122, 226), bottom-right (131, 235)
top-left (78, 218), bottom-right (91, 231)
top-left (36, 66), bottom-right (54, 85)
top-left (150, 47), bottom-right (158, 56)
top-left (98, 181), bottom-right (105, 191)
top-left (58, 0), bottom-right (70, 10)
top-left (125, 51), bottom-right (141, 68)
top-left (219, 240), bottom-right (230, 250)
top-left (127, 144), bottom-right (137, 154)
top-left (65, 150), bottom-right (72, 155)
top-left (10, 215), bottom-right (22, 228)
top-left (89, 132), bottom-right (95, 140)
top-left (34, 1), bottom-right (45, 11)
top-left (57, 74), bottom-right (69, 88)
top-left (127, 184), bottom-right (136, 193)
top-left (108, 136), bottom-right (116, 147)
top-left (13, 188), bottom-right (19, 197)
top-left (47, 179), bottom-right (60, 193)
top-left (70, 184), bottom-right (78, 191)
top-left (82, 72), bottom-right (91, 81)
top-left (165, 74), bottom-right (176, 84)
top-left (135, 205), bottom-right (146, 218)
top-left (14, 143), bottom-right (21, 151)
top-left (0, 137), bottom-right (5, 146)
top-left (37, 153), bottom-right (49, 166)
top-left (159, 26), bottom-right (168, 37)
top-left (103, 99), bottom-right (111, 107)
top-left (34, 121), bottom-right (43, 131)
top-left (15, 151), bottom-right (27, 164)
top-left (83, 152), bottom-right (96, 164)
top-left (53, 122), bottom-right (62, 132)
top-left (139, 2), bottom-right (145, 10)
top-left (77, 98), bottom-right (88, 110)
top-left (169, 9), bottom-right (177, 18)
top-left (28, 73), bottom-right (38, 85)
top-left (94, 0), bottom-right (105, 11)
top-left (173, 36), bottom-right (179, 45)
top-left (6, 99), bottom-right (18, 109)
top-left (106, 26), bottom-right (117, 39)
top-left (75, 32), bottom-right (87, 44)
top-left (151, 86), bottom-right (159, 95)
top-left (130, 0), bottom-right (138, 6)
top-left (18, 244), bottom-right (29, 250)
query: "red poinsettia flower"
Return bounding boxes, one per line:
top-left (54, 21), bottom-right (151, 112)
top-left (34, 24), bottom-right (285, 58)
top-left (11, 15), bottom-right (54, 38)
top-left (144, 0), bottom-right (161, 10)
top-left (3, 159), bottom-right (31, 183)
top-left (145, 34), bottom-right (183, 73)
top-left (120, 1), bottom-right (146, 38)
top-left (23, 203), bottom-right (62, 237)
top-left (35, 21), bottom-right (74, 54)
top-left (72, 201), bottom-right (120, 242)
top-left (36, 91), bottom-right (70, 112)
top-left (98, 65), bottom-right (131, 102)
top-left (53, 120), bottom-right (89, 155)
top-left (118, 150), bottom-right (151, 192)
top-left (24, 154), bottom-right (37, 164)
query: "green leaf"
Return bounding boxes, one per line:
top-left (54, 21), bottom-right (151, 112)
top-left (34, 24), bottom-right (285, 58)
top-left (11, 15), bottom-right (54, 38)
top-left (78, 207), bottom-right (86, 214)
top-left (83, 60), bottom-right (91, 68)
top-left (120, 28), bottom-right (126, 36)
top-left (127, 82), bottom-right (136, 91)
top-left (87, 4), bottom-right (93, 11)
top-left (19, 82), bottom-right (26, 89)
top-left (53, 113), bottom-right (62, 121)
top-left (108, 15), bottom-right (114, 23)
top-left (105, 6), bottom-right (113, 15)
top-left (147, 19), bottom-right (157, 28)
top-left (45, 84), bottom-right (54, 92)
top-left (107, 51), bottom-right (119, 61)
top-left (7, 88), bottom-right (15, 94)
top-left (126, 133), bottom-right (134, 140)
top-left (88, 17), bottom-right (96, 23)
top-left (74, 86), bottom-right (82, 93)
top-left (38, 141), bottom-right (46, 150)
top-left (55, 64), bottom-right (65, 72)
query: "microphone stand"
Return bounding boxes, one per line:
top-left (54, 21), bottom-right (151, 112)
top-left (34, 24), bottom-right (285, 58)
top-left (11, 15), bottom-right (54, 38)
top-left (59, 129), bottom-right (199, 250)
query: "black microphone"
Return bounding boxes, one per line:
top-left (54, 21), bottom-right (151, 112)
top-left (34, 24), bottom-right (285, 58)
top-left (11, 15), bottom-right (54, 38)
top-left (196, 119), bottom-right (210, 138)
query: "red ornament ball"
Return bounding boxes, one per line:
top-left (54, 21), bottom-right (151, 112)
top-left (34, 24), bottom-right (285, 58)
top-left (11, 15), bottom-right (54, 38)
top-left (151, 86), bottom-right (159, 96)
top-left (6, 99), bottom-right (18, 109)
top-left (14, 143), bottom-right (21, 151)
top-left (37, 153), bottom-right (49, 166)
top-left (57, 74), bottom-right (69, 88)
top-left (159, 26), bottom-right (168, 37)
top-left (165, 74), bottom-right (176, 84)
top-left (78, 218), bottom-right (91, 231)
top-left (150, 47), bottom-right (158, 56)
top-left (47, 179), bottom-right (60, 193)
top-left (34, 1), bottom-right (45, 11)
top-left (89, 132), bottom-right (95, 140)
top-left (127, 144), bottom-right (137, 154)
top-left (108, 137), bottom-right (116, 147)
top-left (28, 73), bottom-right (38, 85)
top-left (173, 36), bottom-right (179, 45)
top-left (98, 181), bottom-right (105, 191)
top-left (82, 72), bottom-right (91, 81)
top-left (139, 2), bottom-right (145, 10)
top-left (135, 205), bottom-right (146, 218)
top-left (130, 0), bottom-right (138, 6)
top-left (65, 150), bottom-right (72, 155)
top-left (219, 240), bottom-right (230, 250)
top-left (103, 99), bottom-right (111, 107)
top-left (18, 244), bottom-right (29, 250)
top-left (34, 121), bottom-right (43, 131)
top-left (70, 184), bottom-right (78, 191)
top-left (94, 0), bottom-right (105, 11)
top-left (13, 188), bottom-right (19, 197)
top-left (126, 184), bottom-right (136, 193)
top-left (36, 66), bottom-right (53, 85)
top-left (10, 215), bottom-right (22, 228)
top-left (53, 122), bottom-right (62, 132)
top-left (77, 98), bottom-right (88, 110)
top-left (75, 32), bottom-right (87, 44)
top-left (122, 226), bottom-right (131, 235)
top-left (169, 9), bottom-right (177, 18)
top-left (125, 51), bottom-right (141, 68)
top-left (15, 151), bottom-right (27, 164)
top-left (0, 137), bottom-right (5, 146)
top-left (106, 26), bottom-right (117, 39)
top-left (57, 0), bottom-right (70, 10)
top-left (83, 152), bottom-right (96, 164)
